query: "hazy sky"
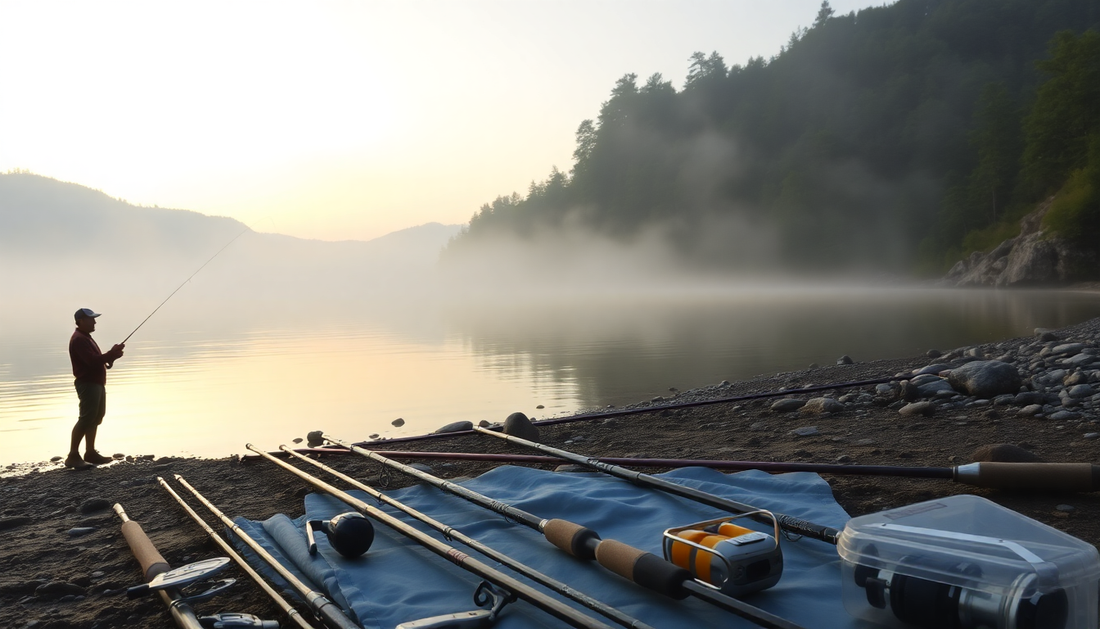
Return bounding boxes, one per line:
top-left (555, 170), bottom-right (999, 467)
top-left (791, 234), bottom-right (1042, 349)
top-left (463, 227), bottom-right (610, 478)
top-left (0, 1), bottom-right (884, 242)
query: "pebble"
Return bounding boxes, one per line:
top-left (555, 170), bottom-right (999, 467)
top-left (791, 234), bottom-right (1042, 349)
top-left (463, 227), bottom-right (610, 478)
top-left (800, 398), bottom-right (843, 414)
top-left (1056, 504), bottom-right (1076, 512)
top-left (392, 417), bottom-right (405, 427)
top-left (35, 582), bottom-right (86, 599)
top-left (1084, 433), bottom-right (1100, 440)
top-left (307, 430), bottom-right (325, 447)
top-left (49, 456), bottom-right (62, 463)
top-left (770, 398), bottom-right (806, 412)
top-left (1049, 410), bottom-right (1079, 421)
top-left (970, 444), bottom-right (1042, 462)
top-left (0, 516), bottom-right (32, 531)
top-left (1052, 343), bottom-right (1085, 356)
top-left (66, 527), bottom-right (96, 537)
top-left (899, 401), bottom-right (934, 417)
top-left (836, 355), bottom-right (854, 365)
top-left (79, 498), bottom-right (111, 515)
top-left (433, 421), bottom-right (473, 434)
top-left (790, 426), bottom-right (819, 437)
top-left (854, 439), bottom-right (875, 446)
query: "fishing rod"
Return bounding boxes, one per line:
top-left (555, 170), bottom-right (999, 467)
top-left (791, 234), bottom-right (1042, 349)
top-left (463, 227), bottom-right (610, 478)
top-left (257, 449), bottom-right (1100, 493)
top-left (323, 434), bottom-right (806, 629)
top-left (121, 228), bottom-right (248, 345)
top-left (250, 444), bottom-right (655, 629)
top-left (172, 474), bottom-right (363, 629)
top-left (473, 427), bottom-right (841, 545)
top-left (157, 477), bottom-right (318, 629)
top-left (239, 447), bottom-right (618, 629)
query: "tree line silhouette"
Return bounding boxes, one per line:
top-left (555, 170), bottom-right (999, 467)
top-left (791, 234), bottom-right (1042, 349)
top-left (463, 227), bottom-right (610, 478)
top-left (444, 0), bottom-right (1100, 277)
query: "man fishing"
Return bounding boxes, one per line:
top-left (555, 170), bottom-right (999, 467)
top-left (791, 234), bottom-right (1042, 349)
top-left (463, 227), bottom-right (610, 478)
top-left (67, 308), bottom-right (125, 469)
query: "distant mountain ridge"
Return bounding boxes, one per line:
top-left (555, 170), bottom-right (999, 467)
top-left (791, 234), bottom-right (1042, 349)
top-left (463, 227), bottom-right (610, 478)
top-left (0, 172), bottom-right (462, 297)
top-left (0, 172), bottom-right (460, 257)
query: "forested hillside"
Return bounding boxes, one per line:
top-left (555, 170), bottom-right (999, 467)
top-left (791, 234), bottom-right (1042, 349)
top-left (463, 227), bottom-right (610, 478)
top-left (443, 0), bottom-right (1100, 277)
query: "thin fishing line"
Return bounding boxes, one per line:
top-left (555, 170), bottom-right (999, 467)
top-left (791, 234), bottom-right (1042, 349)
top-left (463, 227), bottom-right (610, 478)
top-left (121, 228), bottom-right (249, 345)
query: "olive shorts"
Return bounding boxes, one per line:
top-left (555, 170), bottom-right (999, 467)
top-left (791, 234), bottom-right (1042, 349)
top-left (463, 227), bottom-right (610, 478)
top-left (75, 381), bottom-right (106, 429)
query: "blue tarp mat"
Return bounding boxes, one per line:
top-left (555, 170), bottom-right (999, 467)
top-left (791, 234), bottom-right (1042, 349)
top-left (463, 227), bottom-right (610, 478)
top-left (234, 465), bottom-right (862, 628)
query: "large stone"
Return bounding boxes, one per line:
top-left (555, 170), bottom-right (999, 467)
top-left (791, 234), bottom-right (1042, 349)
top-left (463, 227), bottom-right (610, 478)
top-left (947, 361), bottom-right (1022, 398)
top-left (503, 412), bottom-right (540, 441)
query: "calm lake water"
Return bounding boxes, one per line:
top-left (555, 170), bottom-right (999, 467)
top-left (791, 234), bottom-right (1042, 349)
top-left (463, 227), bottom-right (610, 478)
top-left (3, 286), bottom-right (1100, 467)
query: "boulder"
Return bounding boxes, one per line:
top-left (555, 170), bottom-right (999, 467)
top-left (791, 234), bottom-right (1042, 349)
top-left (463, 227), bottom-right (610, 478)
top-left (947, 361), bottom-right (1022, 398)
top-left (503, 412), bottom-right (540, 441)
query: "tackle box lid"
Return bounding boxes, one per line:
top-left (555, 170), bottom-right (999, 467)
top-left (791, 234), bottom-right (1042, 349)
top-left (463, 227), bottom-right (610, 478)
top-left (837, 494), bottom-right (1100, 593)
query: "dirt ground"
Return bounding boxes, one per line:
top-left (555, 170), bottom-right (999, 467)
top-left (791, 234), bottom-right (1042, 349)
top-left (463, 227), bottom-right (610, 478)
top-left (3, 319), bottom-right (1100, 629)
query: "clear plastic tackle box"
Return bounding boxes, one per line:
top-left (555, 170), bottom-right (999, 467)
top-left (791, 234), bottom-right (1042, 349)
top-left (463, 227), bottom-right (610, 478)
top-left (837, 494), bottom-right (1100, 629)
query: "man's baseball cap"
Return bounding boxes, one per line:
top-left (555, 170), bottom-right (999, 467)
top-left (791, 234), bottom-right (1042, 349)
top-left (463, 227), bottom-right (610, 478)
top-left (74, 308), bottom-right (101, 321)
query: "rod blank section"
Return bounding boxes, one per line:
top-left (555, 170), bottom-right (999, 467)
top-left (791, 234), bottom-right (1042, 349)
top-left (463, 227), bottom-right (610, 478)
top-left (955, 462), bottom-right (1100, 491)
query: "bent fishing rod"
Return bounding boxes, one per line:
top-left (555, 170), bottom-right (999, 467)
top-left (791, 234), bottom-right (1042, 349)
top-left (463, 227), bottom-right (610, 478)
top-left (121, 228), bottom-right (248, 345)
top-left (173, 475), bottom-right (362, 629)
top-left (474, 427), bottom-right (842, 545)
top-left (249, 444), bottom-right (654, 629)
top-left (157, 477), bottom-right (317, 629)
top-left (241, 446), bottom-right (617, 629)
top-left (323, 434), bottom-right (805, 629)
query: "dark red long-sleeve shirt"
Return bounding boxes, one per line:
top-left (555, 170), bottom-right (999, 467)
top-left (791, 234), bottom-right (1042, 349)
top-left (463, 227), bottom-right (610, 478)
top-left (69, 329), bottom-right (112, 385)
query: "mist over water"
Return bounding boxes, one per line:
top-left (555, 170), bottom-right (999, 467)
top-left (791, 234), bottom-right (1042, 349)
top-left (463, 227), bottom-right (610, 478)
top-left (4, 277), bottom-right (1100, 468)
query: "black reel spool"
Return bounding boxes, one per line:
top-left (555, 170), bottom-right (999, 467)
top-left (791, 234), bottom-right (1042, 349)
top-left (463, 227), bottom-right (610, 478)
top-left (853, 553), bottom-right (1068, 629)
top-left (307, 512), bottom-right (375, 558)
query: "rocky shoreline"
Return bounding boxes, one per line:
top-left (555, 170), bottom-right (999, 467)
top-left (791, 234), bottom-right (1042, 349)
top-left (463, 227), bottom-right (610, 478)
top-left (2, 316), bottom-right (1100, 628)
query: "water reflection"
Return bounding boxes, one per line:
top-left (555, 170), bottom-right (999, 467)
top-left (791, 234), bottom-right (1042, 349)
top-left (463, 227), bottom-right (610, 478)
top-left (2, 287), bottom-right (1099, 466)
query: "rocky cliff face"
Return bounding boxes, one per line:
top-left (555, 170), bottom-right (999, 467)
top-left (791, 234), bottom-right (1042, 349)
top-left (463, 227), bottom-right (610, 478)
top-left (942, 196), bottom-right (1097, 287)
